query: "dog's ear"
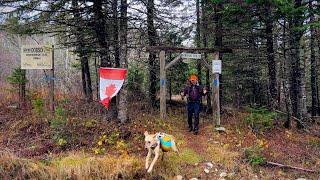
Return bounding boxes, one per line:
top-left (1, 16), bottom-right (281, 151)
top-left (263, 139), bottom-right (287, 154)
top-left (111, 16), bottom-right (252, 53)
top-left (144, 131), bottom-right (149, 136)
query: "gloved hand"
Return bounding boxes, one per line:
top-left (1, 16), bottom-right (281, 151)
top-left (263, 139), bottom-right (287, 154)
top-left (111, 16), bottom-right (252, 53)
top-left (203, 87), bottom-right (208, 95)
top-left (180, 92), bottom-right (184, 100)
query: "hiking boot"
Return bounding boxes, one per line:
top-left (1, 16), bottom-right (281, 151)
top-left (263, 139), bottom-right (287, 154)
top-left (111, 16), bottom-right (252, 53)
top-left (188, 127), bottom-right (193, 132)
top-left (193, 129), bottom-right (198, 135)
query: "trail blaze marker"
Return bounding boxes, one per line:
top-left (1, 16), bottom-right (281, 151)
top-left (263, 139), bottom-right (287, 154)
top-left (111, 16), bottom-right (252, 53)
top-left (214, 79), bottom-right (219, 87)
top-left (161, 79), bottom-right (165, 87)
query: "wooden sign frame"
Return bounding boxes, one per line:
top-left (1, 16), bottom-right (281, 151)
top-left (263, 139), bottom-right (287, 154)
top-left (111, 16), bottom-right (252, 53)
top-left (147, 46), bottom-right (232, 127)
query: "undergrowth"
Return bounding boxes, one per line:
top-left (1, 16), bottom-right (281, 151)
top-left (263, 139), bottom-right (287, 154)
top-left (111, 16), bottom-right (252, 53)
top-left (50, 106), bottom-right (68, 149)
top-left (206, 143), bottom-right (239, 169)
top-left (245, 106), bottom-right (278, 134)
top-left (1, 99), bottom-right (319, 179)
top-left (0, 151), bottom-right (143, 180)
top-left (244, 139), bottom-right (267, 167)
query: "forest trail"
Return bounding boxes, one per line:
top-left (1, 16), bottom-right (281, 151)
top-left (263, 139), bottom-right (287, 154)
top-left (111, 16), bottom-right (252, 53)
top-left (166, 98), bottom-right (214, 156)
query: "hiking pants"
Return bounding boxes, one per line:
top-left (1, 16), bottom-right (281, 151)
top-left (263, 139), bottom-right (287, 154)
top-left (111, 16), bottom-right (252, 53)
top-left (187, 102), bottom-right (200, 131)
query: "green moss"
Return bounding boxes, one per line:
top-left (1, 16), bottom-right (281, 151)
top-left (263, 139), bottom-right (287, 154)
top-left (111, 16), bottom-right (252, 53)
top-left (180, 148), bottom-right (203, 165)
top-left (151, 148), bottom-right (202, 177)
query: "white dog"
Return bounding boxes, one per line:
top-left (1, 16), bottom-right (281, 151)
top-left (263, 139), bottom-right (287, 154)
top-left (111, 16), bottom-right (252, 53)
top-left (144, 131), bottom-right (179, 173)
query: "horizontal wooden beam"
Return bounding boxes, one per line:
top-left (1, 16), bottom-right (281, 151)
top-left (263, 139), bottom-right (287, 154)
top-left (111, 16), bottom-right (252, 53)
top-left (146, 46), bottom-right (232, 53)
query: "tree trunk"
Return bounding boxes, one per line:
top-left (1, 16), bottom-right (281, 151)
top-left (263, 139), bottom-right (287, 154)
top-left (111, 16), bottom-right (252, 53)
top-left (20, 69), bottom-right (26, 109)
top-left (72, 0), bottom-right (93, 102)
top-left (168, 52), bottom-right (172, 103)
top-left (196, 0), bottom-right (201, 84)
top-left (169, 79), bottom-right (172, 102)
top-left (147, 0), bottom-right (157, 107)
top-left (248, 34), bottom-right (259, 105)
top-left (94, 56), bottom-right (99, 100)
top-left (202, 0), bottom-right (211, 113)
top-left (281, 19), bottom-right (292, 128)
top-left (317, 28), bottom-right (320, 115)
top-left (80, 56), bottom-right (93, 102)
top-left (301, 39), bottom-right (307, 119)
top-left (113, 0), bottom-right (120, 67)
top-left (93, 0), bottom-right (110, 67)
top-left (196, 0), bottom-right (203, 110)
top-left (117, 0), bottom-right (128, 123)
top-left (310, 1), bottom-right (319, 117)
top-left (265, 2), bottom-right (277, 110)
top-left (93, 0), bottom-right (118, 117)
top-left (288, 0), bottom-right (305, 128)
top-left (214, 2), bottom-right (223, 111)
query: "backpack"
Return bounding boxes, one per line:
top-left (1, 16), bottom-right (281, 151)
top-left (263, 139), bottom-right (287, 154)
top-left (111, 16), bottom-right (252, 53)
top-left (157, 133), bottom-right (172, 152)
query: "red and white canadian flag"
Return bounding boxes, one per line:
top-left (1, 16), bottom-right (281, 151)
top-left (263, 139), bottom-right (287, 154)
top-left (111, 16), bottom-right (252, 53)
top-left (100, 67), bottom-right (127, 109)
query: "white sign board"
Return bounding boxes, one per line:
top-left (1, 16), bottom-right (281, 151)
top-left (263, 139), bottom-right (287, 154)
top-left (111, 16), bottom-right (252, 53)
top-left (181, 53), bottom-right (201, 59)
top-left (212, 60), bottom-right (222, 74)
top-left (21, 45), bottom-right (52, 69)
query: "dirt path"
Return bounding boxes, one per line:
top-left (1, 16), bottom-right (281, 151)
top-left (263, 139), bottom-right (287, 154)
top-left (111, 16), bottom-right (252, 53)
top-left (184, 131), bottom-right (208, 155)
top-left (168, 106), bottom-right (211, 154)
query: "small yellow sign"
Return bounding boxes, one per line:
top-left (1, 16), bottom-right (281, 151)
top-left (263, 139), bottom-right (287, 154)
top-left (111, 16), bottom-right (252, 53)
top-left (21, 45), bottom-right (52, 69)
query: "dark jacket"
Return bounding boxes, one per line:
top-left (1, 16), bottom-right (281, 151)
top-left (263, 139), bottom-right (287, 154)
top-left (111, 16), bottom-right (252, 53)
top-left (183, 84), bottom-right (204, 102)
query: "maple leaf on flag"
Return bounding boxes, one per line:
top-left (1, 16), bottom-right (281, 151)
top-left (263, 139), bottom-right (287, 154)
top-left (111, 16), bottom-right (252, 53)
top-left (105, 84), bottom-right (117, 97)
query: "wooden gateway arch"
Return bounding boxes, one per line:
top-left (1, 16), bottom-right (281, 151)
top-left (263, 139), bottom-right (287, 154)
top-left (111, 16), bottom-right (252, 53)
top-left (147, 46), bottom-right (232, 127)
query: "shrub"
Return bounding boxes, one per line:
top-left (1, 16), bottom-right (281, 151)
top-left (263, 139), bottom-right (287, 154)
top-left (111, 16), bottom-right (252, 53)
top-left (32, 98), bottom-right (45, 117)
top-left (245, 148), bottom-right (266, 166)
top-left (84, 119), bottom-right (97, 129)
top-left (50, 106), bottom-right (68, 149)
top-left (57, 138), bottom-right (67, 148)
top-left (245, 106), bottom-right (277, 134)
top-left (244, 140), bottom-right (267, 167)
top-left (6, 68), bottom-right (28, 87)
top-left (92, 131), bottom-right (121, 155)
top-left (50, 106), bottom-right (67, 129)
top-left (6, 68), bottom-right (28, 105)
top-left (106, 131), bottom-right (120, 145)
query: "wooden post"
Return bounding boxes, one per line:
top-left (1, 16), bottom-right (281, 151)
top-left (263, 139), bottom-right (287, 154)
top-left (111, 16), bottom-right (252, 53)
top-left (160, 50), bottom-right (166, 119)
top-left (94, 55), bottom-right (99, 100)
top-left (212, 52), bottom-right (220, 126)
top-left (50, 45), bottom-right (55, 114)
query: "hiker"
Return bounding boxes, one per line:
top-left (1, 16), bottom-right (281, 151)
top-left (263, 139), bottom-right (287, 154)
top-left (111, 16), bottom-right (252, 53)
top-left (181, 74), bottom-right (207, 135)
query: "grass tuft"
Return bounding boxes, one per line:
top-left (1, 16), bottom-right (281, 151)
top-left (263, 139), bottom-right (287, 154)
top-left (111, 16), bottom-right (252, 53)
top-left (180, 148), bottom-right (203, 165)
top-left (0, 151), bottom-right (144, 179)
top-left (206, 143), bottom-right (239, 169)
top-left (0, 151), bottom-right (52, 179)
